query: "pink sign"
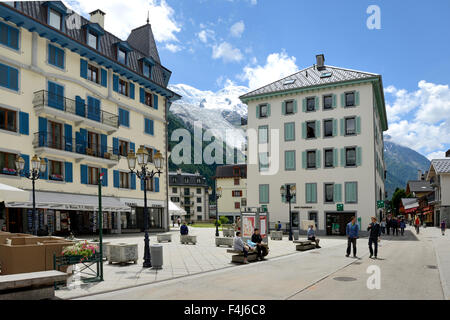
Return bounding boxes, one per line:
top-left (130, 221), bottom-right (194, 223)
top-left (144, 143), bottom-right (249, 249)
top-left (242, 216), bottom-right (255, 237)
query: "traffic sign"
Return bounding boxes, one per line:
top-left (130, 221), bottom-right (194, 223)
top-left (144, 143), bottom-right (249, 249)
top-left (377, 200), bottom-right (385, 208)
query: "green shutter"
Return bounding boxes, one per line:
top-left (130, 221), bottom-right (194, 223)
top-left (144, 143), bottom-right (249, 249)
top-left (302, 151), bottom-right (306, 169)
top-left (259, 185), bottom-right (269, 203)
top-left (333, 118), bottom-right (337, 136)
top-left (312, 184), bottom-right (317, 203)
top-left (285, 123), bottom-right (294, 141)
top-left (293, 100), bottom-right (298, 113)
top-left (340, 118), bottom-right (345, 136)
top-left (306, 183), bottom-right (311, 203)
top-left (356, 147), bottom-right (362, 166)
top-left (333, 149), bottom-right (338, 167)
top-left (316, 120), bottom-right (320, 138)
top-left (315, 96), bottom-right (319, 110)
top-left (285, 151), bottom-right (295, 170)
top-left (332, 94), bottom-right (337, 108)
top-left (334, 184), bottom-right (342, 202)
top-left (355, 91), bottom-right (360, 106)
top-left (316, 149), bottom-right (321, 168)
top-left (302, 98), bottom-right (306, 112)
top-left (341, 93), bottom-right (345, 107)
top-left (341, 148), bottom-right (345, 167)
top-left (282, 101), bottom-right (286, 115)
top-left (267, 104), bottom-right (271, 116)
top-left (302, 122), bottom-right (306, 139)
top-left (356, 116), bottom-right (361, 134)
top-left (256, 105), bottom-right (260, 119)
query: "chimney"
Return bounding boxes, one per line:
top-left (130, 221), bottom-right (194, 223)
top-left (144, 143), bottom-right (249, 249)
top-left (176, 168), bottom-right (182, 175)
top-left (418, 170), bottom-right (422, 180)
top-left (446, 149), bottom-right (450, 158)
top-left (316, 54), bottom-right (325, 70)
top-left (89, 9), bottom-right (106, 29)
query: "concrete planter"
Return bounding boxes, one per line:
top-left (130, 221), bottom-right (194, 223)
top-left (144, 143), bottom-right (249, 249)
top-left (180, 235), bottom-right (197, 245)
top-left (215, 237), bottom-right (233, 248)
top-left (107, 243), bottom-right (138, 264)
top-left (156, 234), bottom-right (172, 243)
top-left (222, 229), bottom-right (235, 237)
top-left (270, 231), bottom-right (283, 240)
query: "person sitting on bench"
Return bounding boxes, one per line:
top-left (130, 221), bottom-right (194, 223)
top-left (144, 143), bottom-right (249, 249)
top-left (180, 222), bottom-right (189, 235)
top-left (307, 225), bottom-right (321, 248)
top-left (251, 228), bottom-right (267, 260)
top-left (233, 231), bottom-right (250, 264)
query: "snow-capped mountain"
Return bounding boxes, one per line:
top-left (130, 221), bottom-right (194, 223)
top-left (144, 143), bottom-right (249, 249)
top-left (168, 83), bottom-right (249, 148)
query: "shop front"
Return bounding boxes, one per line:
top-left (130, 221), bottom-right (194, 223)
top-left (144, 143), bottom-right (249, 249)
top-left (325, 211), bottom-right (356, 236)
top-left (119, 197), bottom-right (166, 232)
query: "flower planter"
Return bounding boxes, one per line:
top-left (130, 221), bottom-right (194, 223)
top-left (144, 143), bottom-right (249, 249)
top-left (90, 241), bottom-right (110, 260)
top-left (107, 243), bottom-right (138, 264)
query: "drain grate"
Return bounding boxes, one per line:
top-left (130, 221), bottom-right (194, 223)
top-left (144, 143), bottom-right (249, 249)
top-left (333, 277), bottom-right (357, 282)
top-left (426, 265), bottom-right (438, 269)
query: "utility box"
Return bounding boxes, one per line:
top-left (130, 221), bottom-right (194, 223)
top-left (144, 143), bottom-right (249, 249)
top-left (150, 244), bottom-right (163, 269)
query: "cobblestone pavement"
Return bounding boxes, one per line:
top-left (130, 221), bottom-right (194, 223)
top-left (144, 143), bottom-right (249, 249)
top-left (56, 227), bottom-right (347, 299)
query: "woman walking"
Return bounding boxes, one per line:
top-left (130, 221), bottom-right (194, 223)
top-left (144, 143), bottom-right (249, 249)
top-left (441, 220), bottom-right (446, 236)
top-left (380, 219), bottom-right (386, 235)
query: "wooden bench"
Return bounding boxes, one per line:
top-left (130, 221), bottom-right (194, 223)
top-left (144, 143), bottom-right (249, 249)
top-left (157, 233), bottom-right (172, 243)
top-left (0, 270), bottom-right (68, 300)
top-left (227, 244), bottom-right (269, 264)
top-left (215, 237), bottom-right (233, 248)
top-left (180, 235), bottom-right (197, 245)
top-left (293, 240), bottom-right (316, 251)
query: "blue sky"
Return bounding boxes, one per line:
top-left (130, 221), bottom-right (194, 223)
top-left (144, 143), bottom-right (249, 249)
top-left (68, 0), bottom-right (450, 159)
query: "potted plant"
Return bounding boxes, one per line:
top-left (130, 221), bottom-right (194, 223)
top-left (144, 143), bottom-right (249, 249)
top-left (61, 240), bottom-right (99, 264)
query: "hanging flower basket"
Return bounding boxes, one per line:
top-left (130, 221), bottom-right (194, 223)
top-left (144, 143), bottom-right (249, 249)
top-left (61, 240), bottom-right (99, 264)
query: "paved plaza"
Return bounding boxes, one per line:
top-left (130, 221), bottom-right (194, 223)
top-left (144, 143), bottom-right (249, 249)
top-left (55, 227), bottom-right (347, 299)
top-left (69, 226), bottom-right (450, 300)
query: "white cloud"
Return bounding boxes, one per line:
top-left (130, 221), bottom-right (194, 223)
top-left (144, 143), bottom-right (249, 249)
top-left (239, 51), bottom-right (298, 89)
top-left (197, 29), bottom-right (215, 43)
top-left (66, 0), bottom-right (181, 43)
top-left (212, 42), bottom-right (243, 63)
top-left (230, 20), bottom-right (245, 38)
top-left (164, 43), bottom-right (182, 53)
top-left (385, 81), bottom-right (450, 157)
top-left (426, 151), bottom-right (448, 161)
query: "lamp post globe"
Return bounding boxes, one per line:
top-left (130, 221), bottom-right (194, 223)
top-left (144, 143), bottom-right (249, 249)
top-left (15, 156), bottom-right (25, 172)
top-left (39, 158), bottom-right (47, 173)
top-left (127, 151), bottom-right (136, 171)
top-left (280, 185), bottom-right (286, 196)
top-left (153, 151), bottom-right (163, 170)
top-left (31, 155), bottom-right (40, 171)
top-left (136, 146), bottom-right (149, 166)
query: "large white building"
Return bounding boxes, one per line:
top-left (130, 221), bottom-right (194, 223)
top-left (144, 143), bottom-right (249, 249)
top-left (239, 55), bottom-right (387, 235)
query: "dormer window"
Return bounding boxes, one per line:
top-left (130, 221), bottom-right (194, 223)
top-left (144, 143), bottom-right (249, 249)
top-left (87, 31), bottom-right (98, 49)
top-left (48, 9), bottom-right (62, 30)
top-left (143, 63), bottom-right (151, 79)
top-left (118, 48), bottom-right (126, 65)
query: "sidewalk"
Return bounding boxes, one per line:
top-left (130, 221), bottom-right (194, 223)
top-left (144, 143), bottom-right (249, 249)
top-left (55, 227), bottom-right (347, 299)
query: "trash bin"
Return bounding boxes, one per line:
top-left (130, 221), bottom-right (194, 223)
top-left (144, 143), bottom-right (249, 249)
top-left (293, 230), bottom-right (299, 240)
top-left (150, 244), bottom-right (163, 269)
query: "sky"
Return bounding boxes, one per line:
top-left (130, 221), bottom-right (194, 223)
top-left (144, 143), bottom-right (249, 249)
top-left (65, 0), bottom-right (450, 160)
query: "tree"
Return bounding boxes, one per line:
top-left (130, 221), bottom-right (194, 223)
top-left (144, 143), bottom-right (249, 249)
top-left (391, 188), bottom-right (407, 216)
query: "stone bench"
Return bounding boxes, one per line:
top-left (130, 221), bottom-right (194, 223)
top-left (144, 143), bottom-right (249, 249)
top-left (215, 237), bottom-right (234, 248)
top-left (270, 231), bottom-right (283, 240)
top-left (227, 249), bottom-right (258, 263)
top-left (294, 240), bottom-right (316, 251)
top-left (180, 235), bottom-right (197, 245)
top-left (157, 233), bottom-right (172, 243)
top-left (0, 270), bottom-right (68, 300)
top-left (222, 229), bottom-right (235, 237)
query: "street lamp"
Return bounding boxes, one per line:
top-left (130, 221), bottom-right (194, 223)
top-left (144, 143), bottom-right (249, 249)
top-left (209, 186), bottom-right (222, 237)
top-left (280, 184), bottom-right (296, 241)
top-left (15, 155), bottom-right (47, 235)
top-left (127, 147), bottom-right (163, 268)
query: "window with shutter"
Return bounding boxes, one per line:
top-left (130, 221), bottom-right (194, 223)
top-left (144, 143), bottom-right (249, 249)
top-left (324, 183), bottom-right (334, 203)
top-left (259, 184), bottom-right (269, 204)
top-left (345, 182), bottom-right (358, 203)
top-left (284, 122), bottom-right (295, 141)
top-left (285, 150), bottom-right (296, 171)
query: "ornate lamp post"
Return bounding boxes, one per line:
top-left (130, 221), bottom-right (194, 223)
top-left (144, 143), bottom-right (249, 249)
top-left (127, 147), bottom-right (163, 268)
top-left (280, 184), bottom-right (296, 241)
top-left (209, 186), bottom-right (222, 237)
top-left (15, 155), bottom-right (47, 236)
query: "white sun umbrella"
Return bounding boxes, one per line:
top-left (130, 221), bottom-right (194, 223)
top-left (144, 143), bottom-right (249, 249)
top-left (0, 183), bottom-right (29, 203)
top-left (169, 200), bottom-right (186, 217)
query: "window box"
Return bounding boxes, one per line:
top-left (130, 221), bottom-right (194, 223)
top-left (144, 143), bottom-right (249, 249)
top-left (2, 167), bottom-right (16, 175)
top-left (50, 174), bottom-right (64, 181)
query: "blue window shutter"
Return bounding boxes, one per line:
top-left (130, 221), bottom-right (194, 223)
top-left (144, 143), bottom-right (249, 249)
top-left (131, 173), bottom-right (136, 190)
top-left (19, 112), bottom-right (29, 135)
top-left (101, 168), bottom-right (108, 187)
top-left (144, 118), bottom-right (149, 134)
top-left (140, 87), bottom-right (145, 104)
top-left (155, 177), bottom-right (160, 192)
top-left (113, 74), bottom-right (118, 92)
top-left (118, 108), bottom-right (123, 125)
top-left (65, 162), bottom-right (73, 183)
top-left (80, 128), bottom-right (87, 154)
top-left (38, 117), bottom-right (47, 147)
top-left (80, 58), bottom-right (87, 79)
top-left (141, 179), bottom-right (145, 191)
top-left (64, 123), bottom-right (72, 151)
top-left (80, 164), bottom-right (87, 184)
top-left (153, 94), bottom-right (158, 110)
top-left (113, 170), bottom-right (120, 188)
top-left (129, 82), bottom-right (135, 99)
top-left (130, 142), bottom-right (135, 153)
top-left (150, 119), bottom-right (154, 135)
top-left (125, 109), bottom-right (130, 126)
top-left (101, 68), bottom-right (107, 87)
top-left (75, 96), bottom-right (85, 117)
top-left (113, 137), bottom-right (119, 155)
top-left (20, 154), bottom-right (29, 177)
top-left (101, 134), bottom-right (107, 157)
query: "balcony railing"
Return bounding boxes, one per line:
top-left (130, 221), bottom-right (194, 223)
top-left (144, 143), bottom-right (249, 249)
top-left (33, 90), bottom-right (119, 128)
top-left (33, 132), bottom-right (119, 161)
top-left (182, 192), bottom-right (195, 197)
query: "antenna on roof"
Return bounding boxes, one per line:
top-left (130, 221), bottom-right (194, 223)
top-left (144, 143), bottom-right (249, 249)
top-left (146, 11), bottom-right (150, 24)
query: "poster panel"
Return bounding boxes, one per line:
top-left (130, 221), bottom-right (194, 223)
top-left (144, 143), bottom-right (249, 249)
top-left (260, 216), bottom-right (267, 238)
top-left (242, 216), bottom-right (255, 238)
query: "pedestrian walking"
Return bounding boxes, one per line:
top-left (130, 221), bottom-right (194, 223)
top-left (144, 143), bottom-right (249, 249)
top-left (380, 219), bottom-right (386, 235)
top-left (441, 220), bottom-right (446, 236)
top-left (399, 219), bottom-right (406, 236)
top-left (367, 217), bottom-right (381, 259)
top-left (386, 218), bottom-right (391, 235)
top-left (414, 216), bottom-right (420, 234)
top-left (177, 217), bottom-right (181, 227)
top-left (346, 216), bottom-right (359, 258)
top-left (392, 218), bottom-right (399, 236)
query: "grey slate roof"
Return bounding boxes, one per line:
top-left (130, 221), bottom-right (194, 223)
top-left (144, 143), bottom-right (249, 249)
top-left (169, 172), bottom-right (209, 187)
top-left (215, 164), bottom-right (247, 179)
top-left (13, 1), bottom-right (172, 90)
top-left (407, 181), bottom-right (434, 192)
top-left (431, 159), bottom-right (450, 173)
top-left (240, 65), bottom-right (379, 100)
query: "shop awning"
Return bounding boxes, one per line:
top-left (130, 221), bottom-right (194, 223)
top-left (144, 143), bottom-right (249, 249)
top-left (0, 183), bottom-right (30, 203)
top-left (169, 201), bottom-right (186, 216)
top-left (4, 191), bottom-right (130, 212)
top-left (404, 207), bottom-right (418, 214)
top-left (119, 197), bottom-right (166, 209)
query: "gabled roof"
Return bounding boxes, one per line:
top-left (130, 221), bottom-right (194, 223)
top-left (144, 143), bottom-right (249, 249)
top-left (168, 172), bottom-right (208, 187)
top-left (240, 64), bottom-right (379, 100)
top-left (401, 198), bottom-right (419, 209)
top-left (127, 23), bottom-right (161, 65)
top-left (430, 159), bottom-right (450, 174)
top-left (407, 180), bottom-right (434, 193)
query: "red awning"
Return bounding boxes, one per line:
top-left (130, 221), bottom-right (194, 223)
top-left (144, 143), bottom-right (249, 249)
top-left (405, 207), bottom-right (418, 214)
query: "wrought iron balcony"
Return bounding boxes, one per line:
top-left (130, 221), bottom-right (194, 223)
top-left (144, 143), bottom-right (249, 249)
top-left (33, 90), bottom-right (119, 129)
top-left (33, 132), bottom-right (119, 162)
